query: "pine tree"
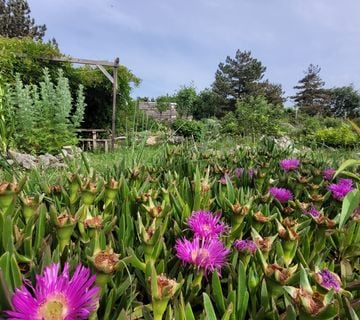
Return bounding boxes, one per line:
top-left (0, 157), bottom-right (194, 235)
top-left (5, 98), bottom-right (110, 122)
top-left (0, 0), bottom-right (46, 40)
top-left (212, 50), bottom-right (266, 115)
top-left (292, 64), bottom-right (330, 115)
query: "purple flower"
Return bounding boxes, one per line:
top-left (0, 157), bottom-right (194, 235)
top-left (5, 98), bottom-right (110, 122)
top-left (327, 178), bottom-right (354, 200)
top-left (304, 206), bottom-right (321, 218)
top-left (188, 210), bottom-right (228, 238)
top-left (316, 269), bottom-right (342, 292)
top-left (234, 239), bottom-right (257, 254)
top-left (220, 174), bottom-right (232, 185)
top-left (234, 167), bottom-right (254, 179)
top-left (269, 187), bottom-right (293, 203)
top-left (175, 237), bottom-right (230, 275)
top-left (234, 168), bottom-right (244, 178)
top-left (280, 159), bottom-right (300, 171)
top-left (323, 168), bottom-right (336, 180)
top-left (6, 263), bottom-right (99, 320)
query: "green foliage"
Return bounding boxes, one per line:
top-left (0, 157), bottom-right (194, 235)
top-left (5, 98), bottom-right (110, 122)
top-left (220, 96), bottom-right (285, 136)
top-left (212, 50), bottom-right (266, 115)
top-left (0, 140), bottom-right (359, 318)
top-left (220, 112), bottom-right (238, 134)
top-left (292, 64), bottom-right (331, 116)
top-left (328, 85), bottom-right (360, 118)
top-left (171, 118), bottom-right (204, 140)
top-left (77, 65), bottom-right (140, 131)
top-left (192, 89), bottom-right (220, 120)
top-left (4, 69), bottom-right (85, 154)
top-left (0, 0), bottom-right (46, 40)
top-left (118, 100), bottom-right (160, 135)
top-left (175, 84), bottom-right (197, 117)
top-left (201, 118), bottom-right (222, 139)
top-left (0, 79), bottom-right (10, 153)
top-left (155, 95), bottom-right (172, 114)
top-left (314, 125), bottom-right (358, 147)
top-left (0, 37), bottom-right (66, 85)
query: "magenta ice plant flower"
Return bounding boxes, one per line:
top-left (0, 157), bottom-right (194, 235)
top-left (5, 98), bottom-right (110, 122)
top-left (234, 167), bottom-right (254, 178)
top-left (323, 168), bottom-right (336, 180)
top-left (269, 187), bottom-right (293, 203)
top-left (315, 269), bottom-right (342, 292)
top-left (6, 263), bottom-right (99, 320)
top-left (219, 174), bottom-right (232, 185)
top-left (234, 239), bottom-right (257, 254)
top-left (175, 237), bottom-right (230, 275)
top-left (188, 210), bottom-right (228, 238)
top-left (327, 178), bottom-right (354, 200)
top-left (234, 168), bottom-right (244, 178)
top-left (280, 159), bottom-right (300, 171)
top-left (303, 206), bottom-right (321, 218)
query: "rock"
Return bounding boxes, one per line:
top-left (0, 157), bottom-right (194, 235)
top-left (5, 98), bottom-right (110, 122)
top-left (146, 136), bottom-right (157, 145)
top-left (5, 159), bottom-right (14, 166)
top-left (38, 153), bottom-right (59, 167)
top-left (57, 146), bottom-right (82, 160)
top-left (8, 150), bottom-right (37, 169)
top-left (169, 135), bottom-right (185, 144)
top-left (274, 136), bottom-right (294, 149)
top-left (62, 146), bottom-right (82, 156)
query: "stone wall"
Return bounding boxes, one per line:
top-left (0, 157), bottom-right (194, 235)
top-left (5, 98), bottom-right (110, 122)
top-left (138, 101), bottom-right (178, 121)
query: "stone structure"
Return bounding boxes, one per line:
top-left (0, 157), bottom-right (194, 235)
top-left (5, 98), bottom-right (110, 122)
top-left (138, 101), bottom-right (178, 121)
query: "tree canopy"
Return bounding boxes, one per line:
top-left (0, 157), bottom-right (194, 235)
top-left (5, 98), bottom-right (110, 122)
top-left (0, 0), bottom-right (46, 40)
top-left (292, 64), bottom-right (330, 116)
top-left (212, 50), bottom-right (266, 115)
top-left (328, 85), bottom-right (360, 118)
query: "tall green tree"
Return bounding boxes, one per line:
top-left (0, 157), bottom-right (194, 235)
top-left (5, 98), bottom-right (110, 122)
top-left (192, 89), bottom-right (220, 120)
top-left (212, 50), bottom-right (266, 115)
top-left (254, 80), bottom-right (285, 106)
top-left (175, 84), bottom-right (197, 117)
top-left (156, 95), bottom-right (172, 115)
top-left (0, 0), bottom-right (46, 40)
top-left (292, 64), bottom-right (330, 116)
top-left (328, 85), bottom-right (360, 118)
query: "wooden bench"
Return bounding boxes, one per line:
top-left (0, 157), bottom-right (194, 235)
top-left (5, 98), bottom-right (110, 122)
top-left (76, 129), bottom-right (125, 152)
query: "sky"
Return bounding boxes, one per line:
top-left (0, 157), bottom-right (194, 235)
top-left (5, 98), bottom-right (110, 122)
top-left (28, 0), bottom-right (360, 103)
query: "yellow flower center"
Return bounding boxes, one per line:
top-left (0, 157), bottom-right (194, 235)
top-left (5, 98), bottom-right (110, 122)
top-left (38, 295), bottom-right (68, 320)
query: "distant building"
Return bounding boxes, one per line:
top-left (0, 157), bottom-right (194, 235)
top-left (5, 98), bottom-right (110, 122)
top-left (138, 101), bottom-right (178, 121)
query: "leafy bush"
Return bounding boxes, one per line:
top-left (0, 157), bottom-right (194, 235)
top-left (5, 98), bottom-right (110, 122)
top-left (4, 69), bottom-right (85, 154)
top-left (314, 125), bottom-right (358, 147)
top-left (322, 116), bottom-right (344, 128)
top-left (171, 118), bottom-right (204, 140)
top-left (220, 112), bottom-right (238, 134)
top-left (220, 96), bottom-right (286, 136)
top-left (0, 37), bottom-right (73, 85)
top-left (201, 118), bottom-right (222, 139)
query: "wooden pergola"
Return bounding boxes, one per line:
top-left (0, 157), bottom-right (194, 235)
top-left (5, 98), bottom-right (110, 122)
top-left (48, 56), bottom-right (120, 150)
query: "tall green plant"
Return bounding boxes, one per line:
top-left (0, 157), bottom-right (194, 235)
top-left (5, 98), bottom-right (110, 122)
top-left (4, 69), bottom-right (86, 154)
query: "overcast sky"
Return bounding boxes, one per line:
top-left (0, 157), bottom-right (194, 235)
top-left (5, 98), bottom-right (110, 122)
top-left (28, 0), bottom-right (360, 103)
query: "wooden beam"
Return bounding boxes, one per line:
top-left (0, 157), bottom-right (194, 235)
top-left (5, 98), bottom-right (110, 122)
top-left (49, 56), bottom-right (116, 67)
top-left (111, 57), bottom-right (119, 150)
top-left (96, 64), bottom-right (114, 84)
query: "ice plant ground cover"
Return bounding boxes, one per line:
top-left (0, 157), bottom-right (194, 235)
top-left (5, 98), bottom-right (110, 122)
top-left (0, 139), bottom-right (359, 319)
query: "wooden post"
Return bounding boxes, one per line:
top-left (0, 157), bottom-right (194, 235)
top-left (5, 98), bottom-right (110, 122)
top-left (112, 58), bottom-right (119, 151)
top-left (92, 130), bottom-right (97, 150)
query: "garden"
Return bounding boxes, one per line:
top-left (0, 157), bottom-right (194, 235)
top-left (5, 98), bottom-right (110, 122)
top-left (1, 1), bottom-right (360, 319)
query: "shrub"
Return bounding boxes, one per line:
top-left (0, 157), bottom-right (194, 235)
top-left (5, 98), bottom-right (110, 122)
top-left (314, 125), bottom-right (358, 147)
top-left (171, 118), bottom-right (204, 140)
top-left (201, 118), bottom-right (222, 139)
top-left (221, 112), bottom-right (238, 134)
top-left (4, 69), bottom-right (85, 154)
top-left (234, 96), bottom-right (286, 136)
